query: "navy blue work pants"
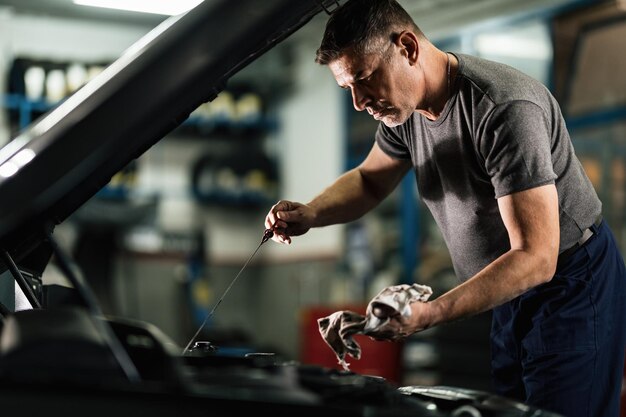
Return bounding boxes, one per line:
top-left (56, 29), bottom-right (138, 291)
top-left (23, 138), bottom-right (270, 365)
top-left (490, 220), bottom-right (626, 417)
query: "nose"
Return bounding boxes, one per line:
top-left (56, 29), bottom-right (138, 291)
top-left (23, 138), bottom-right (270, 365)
top-left (351, 86), bottom-right (368, 112)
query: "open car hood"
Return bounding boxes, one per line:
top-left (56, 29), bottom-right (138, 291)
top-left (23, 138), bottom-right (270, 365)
top-left (0, 0), bottom-right (339, 269)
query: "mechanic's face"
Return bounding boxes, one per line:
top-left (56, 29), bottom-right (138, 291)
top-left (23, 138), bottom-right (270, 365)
top-left (329, 44), bottom-right (417, 127)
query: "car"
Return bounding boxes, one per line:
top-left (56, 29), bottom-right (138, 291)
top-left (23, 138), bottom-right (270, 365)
top-left (0, 1), bottom-right (563, 416)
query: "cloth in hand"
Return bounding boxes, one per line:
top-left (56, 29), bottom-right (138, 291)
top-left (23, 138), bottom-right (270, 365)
top-left (317, 283), bottom-right (433, 371)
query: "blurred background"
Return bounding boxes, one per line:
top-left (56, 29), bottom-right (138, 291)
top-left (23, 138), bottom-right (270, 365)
top-left (0, 0), bottom-right (624, 398)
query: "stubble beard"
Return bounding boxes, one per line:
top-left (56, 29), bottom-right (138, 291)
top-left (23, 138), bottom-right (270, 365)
top-left (380, 108), bottom-right (413, 128)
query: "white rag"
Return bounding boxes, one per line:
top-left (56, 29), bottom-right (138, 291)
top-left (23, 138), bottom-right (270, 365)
top-left (317, 283), bottom-right (433, 371)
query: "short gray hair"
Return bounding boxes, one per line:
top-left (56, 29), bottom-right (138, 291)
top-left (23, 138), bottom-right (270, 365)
top-left (315, 0), bottom-right (422, 65)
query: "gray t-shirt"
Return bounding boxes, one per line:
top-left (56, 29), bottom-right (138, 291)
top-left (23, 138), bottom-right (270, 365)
top-left (376, 53), bottom-right (601, 281)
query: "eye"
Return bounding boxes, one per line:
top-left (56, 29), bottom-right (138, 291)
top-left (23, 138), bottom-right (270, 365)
top-left (359, 72), bottom-right (375, 84)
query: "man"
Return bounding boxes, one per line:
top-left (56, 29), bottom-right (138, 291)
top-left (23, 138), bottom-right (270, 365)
top-left (264, 0), bottom-right (626, 416)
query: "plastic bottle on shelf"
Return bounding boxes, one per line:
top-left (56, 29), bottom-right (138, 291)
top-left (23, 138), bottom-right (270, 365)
top-left (45, 69), bottom-right (67, 103)
top-left (87, 65), bottom-right (105, 82)
top-left (207, 91), bottom-right (236, 123)
top-left (235, 92), bottom-right (262, 124)
top-left (66, 63), bottom-right (88, 93)
top-left (24, 66), bottom-right (46, 101)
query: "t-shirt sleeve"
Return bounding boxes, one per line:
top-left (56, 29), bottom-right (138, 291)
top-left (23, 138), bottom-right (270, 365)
top-left (374, 122), bottom-right (412, 160)
top-left (479, 100), bottom-right (557, 198)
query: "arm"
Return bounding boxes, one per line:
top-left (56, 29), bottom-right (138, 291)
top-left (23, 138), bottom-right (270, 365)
top-left (265, 143), bottom-right (411, 244)
top-left (373, 183), bottom-right (560, 337)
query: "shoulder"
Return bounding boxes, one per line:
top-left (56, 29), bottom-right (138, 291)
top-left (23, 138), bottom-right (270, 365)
top-left (455, 53), bottom-right (552, 106)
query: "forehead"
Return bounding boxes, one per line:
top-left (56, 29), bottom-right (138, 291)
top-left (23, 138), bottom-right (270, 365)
top-left (328, 51), bottom-right (380, 85)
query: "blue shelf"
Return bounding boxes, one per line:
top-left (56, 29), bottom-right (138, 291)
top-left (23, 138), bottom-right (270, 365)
top-left (1, 93), bottom-right (59, 129)
top-left (566, 105), bottom-right (626, 131)
top-left (182, 114), bottom-right (278, 135)
top-left (1, 94), bottom-right (278, 136)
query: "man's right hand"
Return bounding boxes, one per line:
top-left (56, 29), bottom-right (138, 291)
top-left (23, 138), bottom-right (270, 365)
top-left (264, 200), bottom-right (316, 244)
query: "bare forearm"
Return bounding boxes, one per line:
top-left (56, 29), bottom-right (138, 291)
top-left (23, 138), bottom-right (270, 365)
top-left (307, 167), bottom-right (387, 227)
top-left (427, 248), bottom-right (555, 327)
top-left (266, 144), bottom-right (411, 244)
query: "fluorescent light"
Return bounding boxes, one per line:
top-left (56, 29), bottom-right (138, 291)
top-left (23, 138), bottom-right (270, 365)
top-left (73, 0), bottom-right (203, 16)
top-left (12, 149), bottom-right (36, 167)
top-left (0, 161), bottom-right (18, 178)
top-left (0, 149), bottom-right (36, 178)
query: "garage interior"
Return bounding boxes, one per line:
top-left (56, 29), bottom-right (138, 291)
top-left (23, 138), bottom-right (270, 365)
top-left (0, 0), bottom-right (625, 415)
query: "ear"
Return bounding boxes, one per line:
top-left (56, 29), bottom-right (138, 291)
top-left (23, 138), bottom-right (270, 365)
top-left (395, 31), bottom-right (419, 65)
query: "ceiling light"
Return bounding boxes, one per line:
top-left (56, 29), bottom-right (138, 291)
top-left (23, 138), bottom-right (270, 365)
top-left (73, 0), bottom-right (203, 16)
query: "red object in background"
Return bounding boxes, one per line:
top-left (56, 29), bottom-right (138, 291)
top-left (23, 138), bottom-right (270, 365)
top-left (299, 305), bottom-right (404, 385)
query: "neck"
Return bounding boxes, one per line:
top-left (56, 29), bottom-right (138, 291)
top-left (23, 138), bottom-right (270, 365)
top-left (417, 50), bottom-right (452, 121)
